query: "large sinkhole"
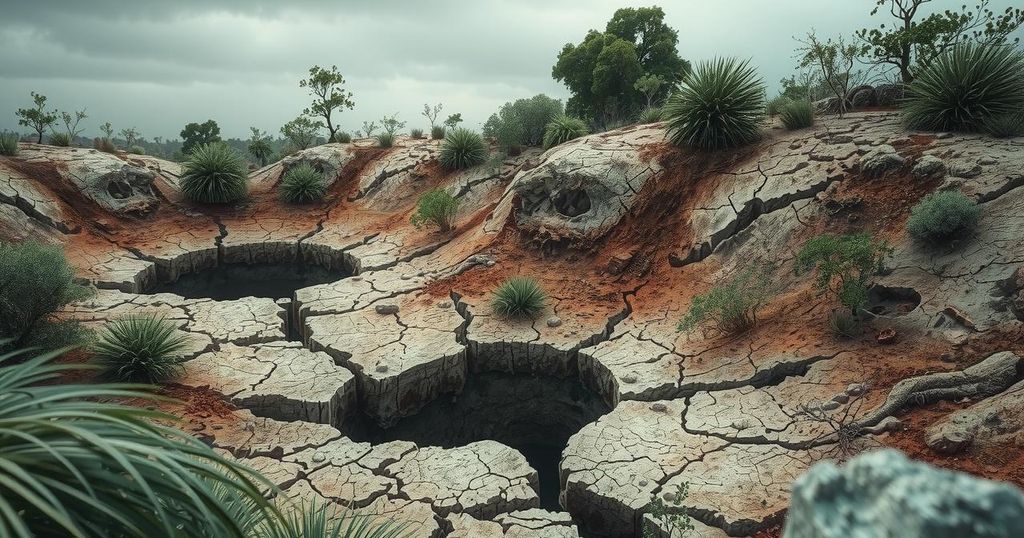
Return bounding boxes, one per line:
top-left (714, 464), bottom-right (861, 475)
top-left (147, 261), bottom-right (349, 301)
top-left (345, 372), bottom-right (610, 511)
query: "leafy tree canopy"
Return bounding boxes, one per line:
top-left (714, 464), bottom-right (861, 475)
top-left (552, 7), bottom-right (689, 124)
top-left (16, 92), bottom-right (58, 144)
top-left (180, 119), bottom-right (221, 155)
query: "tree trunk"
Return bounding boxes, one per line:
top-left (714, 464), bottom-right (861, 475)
top-left (36, 130), bottom-right (43, 143)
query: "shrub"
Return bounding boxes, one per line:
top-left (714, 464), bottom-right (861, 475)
top-left (411, 189), bottom-right (459, 232)
top-left (0, 241), bottom-right (91, 350)
top-left (906, 191), bottom-right (981, 242)
top-left (664, 58), bottom-right (765, 150)
top-left (49, 132), bottom-right (72, 147)
top-left (543, 115), bottom-right (589, 149)
top-left (331, 131), bottom-right (352, 144)
top-left (375, 132), bottom-right (396, 148)
top-left (0, 345), bottom-right (281, 537)
top-left (780, 100), bottom-right (815, 130)
top-left (128, 145), bottom-right (146, 155)
top-left (492, 277), bottom-right (546, 319)
top-left (983, 112), bottom-right (1024, 138)
top-left (431, 125), bottom-right (446, 140)
top-left (638, 106), bottom-right (663, 124)
top-left (678, 266), bottom-right (772, 335)
top-left (91, 315), bottom-right (188, 383)
top-left (766, 95), bottom-right (791, 117)
top-left (410, 128), bottom-right (425, 139)
top-left (903, 43), bottom-right (1024, 132)
top-left (0, 132), bottom-right (18, 156)
top-left (93, 137), bottom-right (117, 153)
top-left (180, 143), bottom-right (248, 204)
top-left (280, 163), bottom-right (327, 204)
top-left (795, 233), bottom-right (891, 315)
top-left (439, 128), bottom-right (487, 170)
top-left (482, 94), bottom-right (563, 149)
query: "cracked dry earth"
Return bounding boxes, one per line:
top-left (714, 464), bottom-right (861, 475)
top-left (3, 112), bottom-right (1024, 537)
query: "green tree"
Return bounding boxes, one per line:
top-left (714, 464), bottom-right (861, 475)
top-left (119, 127), bottom-right (140, 148)
top-left (633, 73), bottom-right (665, 107)
top-left (361, 120), bottom-right (378, 138)
top-left (552, 7), bottom-right (689, 124)
top-left (443, 113), bottom-right (463, 130)
top-left (247, 127), bottom-right (273, 167)
top-left (280, 115), bottom-right (322, 150)
top-left (99, 121), bottom-right (114, 139)
top-left (300, 65), bottom-right (354, 141)
top-left (796, 32), bottom-right (862, 117)
top-left (483, 94), bottom-right (563, 149)
top-left (180, 119), bottom-right (221, 155)
top-left (57, 109), bottom-right (88, 141)
top-left (422, 103), bottom-right (443, 129)
top-left (16, 92), bottom-right (58, 144)
top-left (857, 0), bottom-right (1024, 83)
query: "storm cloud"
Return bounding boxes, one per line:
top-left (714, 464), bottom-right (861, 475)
top-left (1, 0), bottom-right (1018, 139)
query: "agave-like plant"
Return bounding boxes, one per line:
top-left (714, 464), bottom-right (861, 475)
top-left (491, 277), bottom-right (546, 319)
top-left (180, 143), bottom-right (249, 204)
top-left (280, 163), bottom-right (327, 204)
top-left (0, 344), bottom-right (280, 537)
top-left (903, 42), bottom-right (1024, 132)
top-left (0, 132), bottom-right (19, 156)
top-left (49, 132), bottom-right (72, 147)
top-left (264, 500), bottom-right (409, 538)
top-left (439, 128), bottom-right (487, 170)
top-left (542, 115), bottom-right (589, 149)
top-left (375, 132), bottom-right (396, 148)
top-left (638, 106), bottom-right (664, 124)
top-left (779, 100), bottom-right (815, 130)
top-left (663, 57), bottom-right (765, 150)
top-left (92, 315), bottom-right (189, 383)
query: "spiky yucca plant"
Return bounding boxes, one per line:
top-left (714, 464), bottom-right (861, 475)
top-left (638, 106), bottom-right (664, 124)
top-left (410, 189), bottom-right (459, 232)
top-left (543, 115), bottom-right (589, 149)
top-left (280, 163), bottom-right (327, 204)
top-left (410, 128), bottom-right (425, 139)
top-left (49, 132), bottom-right (72, 147)
top-left (906, 190), bottom-right (981, 242)
top-left (439, 128), bottom-right (487, 170)
top-left (0, 132), bottom-right (19, 156)
top-left (903, 42), bottom-right (1024, 132)
top-left (491, 277), bottom-right (546, 319)
top-left (376, 132), bottom-right (396, 148)
top-left (180, 143), bottom-right (248, 204)
top-left (92, 315), bottom-right (189, 383)
top-left (431, 125), bottom-right (446, 140)
top-left (264, 501), bottom-right (408, 538)
top-left (0, 345), bottom-right (280, 537)
top-left (780, 100), bottom-right (815, 130)
top-left (664, 58), bottom-right (765, 150)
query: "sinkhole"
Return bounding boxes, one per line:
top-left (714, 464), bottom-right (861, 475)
top-left (147, 261), bottom-right (349, 301)
top-left (553, 188), bottom-right (592, 218)
top-left (345, 371), bottom-right (610, 511)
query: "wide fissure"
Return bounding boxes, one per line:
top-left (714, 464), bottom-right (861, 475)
top-left (344, 371), bottom-right (610, 511)
top-left (146, 262), bottom-right (349, 301)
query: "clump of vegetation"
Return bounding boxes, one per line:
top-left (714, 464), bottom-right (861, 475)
top-left (796, 32), bottom-right (862, 117)
top-left (410, 128), bottom-right (425, 139)
top-left (431, 125), bottom-right (446, 140)
top-left (0, 345), bottom-right (286, 537)
top-left (48, 132), bottom-right (71, 147)
top-left (280, 163), bottom-right (327, 204)
top-left (248, 127), bottom-right (274, 166)
top-left (180, 119), bottom-right (222, 155)
top-left (903, 43), bottom-right (1024, 132)
top-left (829, 310), bottom-right (862, 338)
top-left (483, 94), bottom-right (563, 150)
top-left (439, 128), bottom-right (487, 170)
top-left (91, 315), bottom-right (188, 384)
top-left (268, 501), bottom-right (407, 538)
top-left (492, 277), bottom-right (547, 319)
top-left (128, 145), bottom-right (146, 155)
top-left (678, 266), bottom-right (772, 336)
top-left (795, 233), bottom-right (891, 315)
top-left (331, 131), bottom-right (352, 144)
top-left (780, 100), bottom-right (815, 130)
top-left (93, 137), bottom-right (117, 153)
top-left (0, 241), bottom-right (92, 351)
top-left (543, 115), bottom-right (589, 149)
top-left (766, 95), bottom-right (791, 117)
top-left (638, 106), bottom-right (663, 123)
top-left (180, 143), bottom-right (248, 204)
top-left (643, 483), bottom-right (693, 538)
top-left (906, 191), bottom-right (981, 242)
top-left (375, 113), bottom-right (406, 148)
top-left (300, 65), bottom-right (355, 142)
top-left (983, 112), bottom-right (1024, 138)
top-left (280, 116), bottom-right (321, 150)
top-left (16, 91), bottom-right (57, 144)
top-left (376, 132), bottom-right (396, 148)
top-left (411, 189), bottom-right (459, 232)
top-left (0, 132), bottom-right (20, 156)
top-left (664, 58), bottom-right (765, 150)
top-left (444, 113), bottom-right (463, 131)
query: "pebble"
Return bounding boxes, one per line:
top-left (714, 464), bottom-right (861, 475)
top-left (375, 304), bottom-right (400, 315)
top-left (375, 363), bottom-right (389, 373)
top-left (621, 374), bottom-right (637, 384)
top-left (649, 403), bottom-right (668, 412)
top-left (546, 316), bottom-right (562, 328)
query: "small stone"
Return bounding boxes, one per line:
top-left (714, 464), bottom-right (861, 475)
top-left (649, 403), bottom-right (668, 412)
top-left (912, 155), bottom-right (946, 179)
top-left (638, 479), bottom-right (649, 487)
top-left (312, 452), bottom-right (327, 463)
top-left (832, 393), bottom-right (850, 404)
top-left (621, 374), bottom-right (637, 384)
top-left (375, 363), bottom-right (389, 373)
top-left (821, 401), bottom-right (842, 411)
top-left (375, 304), bottom-right (400, 315)
top-left (438, 301), bottom-right (453, 309)
top-left (400, 274), bottom-right (412, 280)
top-left (546, 316), bottom-right (562, 328)
top-left (485, 260), bottom-right (496, 267)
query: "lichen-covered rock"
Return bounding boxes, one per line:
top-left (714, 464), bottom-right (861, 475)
top-left (280, 143), bottom-right (355, 185)
top-left (783, 449), bottom-right (1024, 538)
top-left (510, 124), bottom-right (663, 242)
top-left (913, 155), bottom-right (946, 179)
top-left (860, 145), bottom-right (905, 177)
top-left (926, 379), bottom-right (1024, 454)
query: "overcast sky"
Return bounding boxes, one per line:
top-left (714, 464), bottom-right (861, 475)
top-left (1, 0), bottom-right (1020, 140)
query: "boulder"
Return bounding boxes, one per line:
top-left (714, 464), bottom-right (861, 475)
top-left (63, 150), bottom-right (158, 215)
top-left (875, 83), bottom-right (906, 107)
top-left (783, 449), bottom-right (1024, 538)
top-left (926, 379), bottom-right (1024, 454)
top-left (912, 155), bottom-right (946, 179)
top-left (280, 143), bottom-right (355, 185)
top-left (860, 145), bottom-right (905, 177)
top-left (847, 84), bottom-right (878, 109)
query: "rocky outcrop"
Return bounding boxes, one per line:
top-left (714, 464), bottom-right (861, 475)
top-left (280, 143), bottom-right (355, 185)
top-left (783, 450), bottom-right (1024, 538)
top-left (926, 379), bottom-right (1024, 454)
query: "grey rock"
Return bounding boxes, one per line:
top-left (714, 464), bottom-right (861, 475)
top-left (847, 85), bottom-right (877, 109)
top-left (875, 83), bottom-right (906, 107)
top-left (949, 160), bottom-right (983, 178)
top-left (926, 379), bottom-right (1024, 455)
top-left (280, 144), bottom-right (354, 186)
top-left (861, 145), bottom-right (905, 177)
top-left (375, 303), bottom-right (400, 315)
top-left (546, 316), bottom-right (562, 328)
top-left (783, 449), bottom-right (1024, 538)
top-left (912, 155), bottom-right (946, 179)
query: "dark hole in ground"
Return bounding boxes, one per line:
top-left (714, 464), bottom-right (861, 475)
top-left (345, 372), bottom-right (610, 512)
top-left (147, 262), bottom-right (348, 301)
top-left (867, 284), bottom-right (922, 316)
top-left (553, 188), bottom-right (592, 218)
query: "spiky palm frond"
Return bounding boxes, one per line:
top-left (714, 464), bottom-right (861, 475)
top-left (91, 315), bottom-right (189, 383)
top-left (542, 115), bottom-right (589, 149)
top-left (439, 128), bottom-right (487, 170)
top-left (664, 58), bottom-right (765, 150)
top-left (491, 277), bottom-right (546, 319)
top-left (180, 143), bottom-right (249, 204)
